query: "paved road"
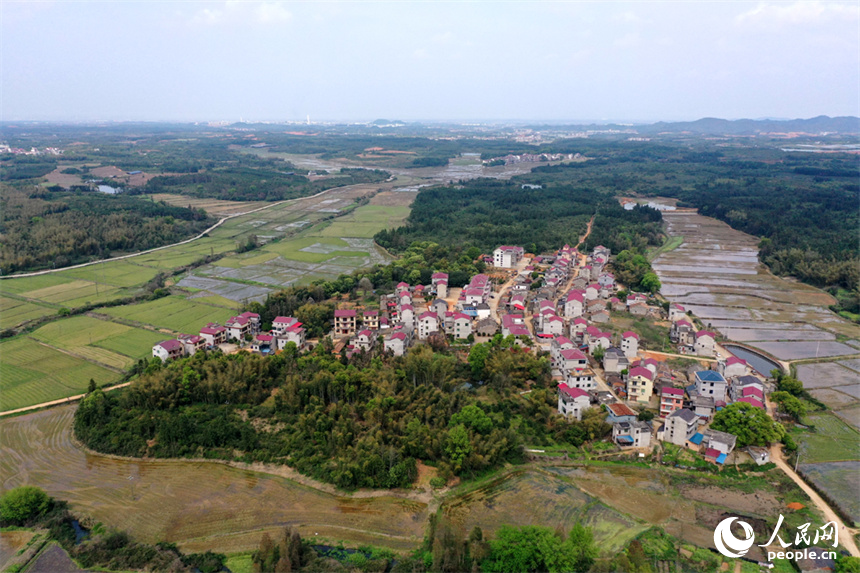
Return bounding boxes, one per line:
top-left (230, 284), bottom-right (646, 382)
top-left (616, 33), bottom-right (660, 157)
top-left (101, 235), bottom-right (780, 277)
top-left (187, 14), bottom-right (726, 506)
top-left (0, 183), bottom-right (375, 280)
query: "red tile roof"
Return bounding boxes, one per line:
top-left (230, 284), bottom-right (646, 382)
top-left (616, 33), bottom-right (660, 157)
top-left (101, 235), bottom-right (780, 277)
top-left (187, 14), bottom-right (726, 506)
top-left (607, 403), bottom-right (637, 417)
top-left (558, 384), bottom-right (590, 399)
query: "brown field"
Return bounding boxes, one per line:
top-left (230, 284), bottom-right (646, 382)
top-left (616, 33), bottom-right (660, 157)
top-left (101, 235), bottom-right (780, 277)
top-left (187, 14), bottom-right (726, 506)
top-left (89, 165), bottom-right (127, 179)
top-left (0, 406), bottom-right (428, 554)
top-left (44, 168), bottom-right (83, 188)
top-left (149, 194), bottom-right (265, 216)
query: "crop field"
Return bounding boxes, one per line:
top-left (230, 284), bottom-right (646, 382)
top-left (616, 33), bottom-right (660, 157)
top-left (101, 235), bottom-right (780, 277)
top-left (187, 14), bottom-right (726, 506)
top-left (797, 413), bottom-right (860, 463)
top-left (0, 338), bottom-right (119, 412)
top-left (59, 260), bottom-right (161, 289)
top-left (0, 297), bottom-right (56, 328)
top-left (103, 295), bottom-right (236, 333)
top-left (315, 205), bottom-right (411, 238)
top-left (799, 461), bottom-right (860, 525)
top-left (440, 469), bottom-right (647, 554)
top-left (0, 406), bottom-right (427, 554)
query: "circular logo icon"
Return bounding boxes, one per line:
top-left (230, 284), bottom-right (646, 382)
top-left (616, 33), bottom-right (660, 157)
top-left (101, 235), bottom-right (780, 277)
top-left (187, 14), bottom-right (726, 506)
top-left (714, 517), bottom-right (756, 558)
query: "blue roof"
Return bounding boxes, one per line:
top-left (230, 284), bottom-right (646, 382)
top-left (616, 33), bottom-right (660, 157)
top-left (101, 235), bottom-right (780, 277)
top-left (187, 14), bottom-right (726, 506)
top-left (689, 432), bottom-right (704, 445)
top-left (462, 310), bottom-right (478, 316)
top-left (685, 384), bottom-right (698, 396)
top-left (616, 435), bottom-right (634, 444)
top-left (716, 453), bottom-right (727, 464)
top-left (696, 370), bottom-right (725, 383)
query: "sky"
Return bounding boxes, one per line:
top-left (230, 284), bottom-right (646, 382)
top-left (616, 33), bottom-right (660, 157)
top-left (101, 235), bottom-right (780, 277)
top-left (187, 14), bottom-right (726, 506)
top-left (1, 1), bottom-right (858, 122)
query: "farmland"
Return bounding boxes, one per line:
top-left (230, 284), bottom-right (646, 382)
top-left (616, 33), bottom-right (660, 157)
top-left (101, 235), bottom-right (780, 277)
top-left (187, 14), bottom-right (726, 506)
top-left (103, 295), bottom-right (236, 334)
top-left (0, 405), bottom-right (828, 560)
top-left (798, 461), bottom-right (860, 525)
top-left (0, 337), bottom-right (119, 412)
top-left (795, 412), bottom-right (860, 464)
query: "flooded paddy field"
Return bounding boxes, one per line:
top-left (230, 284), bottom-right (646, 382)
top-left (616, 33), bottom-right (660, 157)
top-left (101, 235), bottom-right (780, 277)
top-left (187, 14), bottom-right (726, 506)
top-left (654, 211), bottom-right (860, 355)
top-left (799, 461), bottom-right (860, 525)
top-left (0, 406), bottom-right (427, 553)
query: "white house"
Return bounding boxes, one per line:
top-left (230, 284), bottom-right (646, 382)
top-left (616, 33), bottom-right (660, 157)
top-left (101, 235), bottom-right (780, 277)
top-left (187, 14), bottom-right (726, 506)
top-left (621, 331), bottom-right (639, 359)
top-left (493, 246), bottom-right (524, 268)
top-left (663, 408), bottom-right (698, 446)
top-left (695, 331), bottom-right (716, 357)
top-left (557, 384), bottom-right (591, 420)
top-left (384, 331), bottom-right (408, 356)
top-left (668, 303), bottom-right (686, 321)
top-left (417, 311), bottom-right (439, 340)
top-left (452, 313), bottom-right (473, 340)
top-left (153, 339), bottom-right (184, 362)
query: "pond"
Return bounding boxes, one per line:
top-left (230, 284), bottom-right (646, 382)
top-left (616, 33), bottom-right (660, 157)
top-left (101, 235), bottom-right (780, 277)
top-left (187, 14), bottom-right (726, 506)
top-left (97, 185), bottom-right (121, 194)
top-left (722, 344), bottom-right (782, 376)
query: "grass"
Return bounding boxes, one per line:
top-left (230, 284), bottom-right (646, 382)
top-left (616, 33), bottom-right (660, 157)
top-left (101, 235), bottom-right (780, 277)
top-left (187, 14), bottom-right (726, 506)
top-left (648, 235), bottom-right (684, 262)
top-left (91, 328), bottom-right (170, 360)
top-left (224, 553), bottom-right (254, 573)
top-left (0, 337), bottom-right (119, 411)
top-left (58, 261), bottom-right (160, 288)
top-left (0, 297), bottom-right (57, 328)
top-left (103, 295), bottom-right (235, 334)
top-left (797, 412), bottom-right (860, 463)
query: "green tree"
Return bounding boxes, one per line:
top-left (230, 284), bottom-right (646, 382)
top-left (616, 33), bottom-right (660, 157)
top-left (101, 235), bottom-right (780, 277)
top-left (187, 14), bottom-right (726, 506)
top-left (771, 391), bottom-right (806, 421)
top-left (836, 555), bottom-right (860, 573)
top-left (468, 342), bottom-right (491, 379)
top-left (483, 524), bottom-right (596, 573)
top-left (640, 272), bottom-right (661, 293)
top-left (0, 486), bottom-right (50, 525)
top-left (450, 405), bottom-right (493, 434)
top-left (446, 424), bottom-right (472, 472)
top-left (711, 402), bottom-right (785, 447)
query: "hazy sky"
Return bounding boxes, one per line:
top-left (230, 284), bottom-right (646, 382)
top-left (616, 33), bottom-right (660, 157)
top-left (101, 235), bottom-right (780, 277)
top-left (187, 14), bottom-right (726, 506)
top-left (2, 1), bottom-right (858, 122)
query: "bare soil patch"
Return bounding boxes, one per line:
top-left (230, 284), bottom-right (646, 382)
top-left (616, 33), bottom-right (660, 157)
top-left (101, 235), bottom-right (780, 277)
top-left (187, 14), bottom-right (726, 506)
top-left (679, 485), bottom-right (781, 516)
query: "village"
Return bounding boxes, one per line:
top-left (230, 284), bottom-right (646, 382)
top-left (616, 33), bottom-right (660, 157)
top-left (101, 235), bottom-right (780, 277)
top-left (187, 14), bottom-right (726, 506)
top-left (152, 242), bottom-right (775, 470)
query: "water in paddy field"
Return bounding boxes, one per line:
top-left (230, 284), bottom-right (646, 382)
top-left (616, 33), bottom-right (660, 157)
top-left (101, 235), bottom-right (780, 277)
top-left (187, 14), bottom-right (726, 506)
top-left (97, 185), bottom-right (120, 194)
top-left (653, 209), bottom-right (860, 360)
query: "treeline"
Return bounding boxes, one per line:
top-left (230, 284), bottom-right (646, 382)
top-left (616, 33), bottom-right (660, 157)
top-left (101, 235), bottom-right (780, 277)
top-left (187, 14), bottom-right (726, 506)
top-left (75, 335), bottom-right (611, 490)
top-left (0, 186), bottom-right (213, 273)
top-left (375, 179), bottom-right (598, 254)
top-left (141, 166), bottom-right (389, 202)
top-left (0, 486), bottom-right (225, 573)
top-left (375, 176), bottom-right (664, 292)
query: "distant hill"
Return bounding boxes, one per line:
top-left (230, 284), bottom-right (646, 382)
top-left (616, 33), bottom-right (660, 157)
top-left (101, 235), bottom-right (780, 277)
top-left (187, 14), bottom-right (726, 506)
top-left (638, 115), bottom-right (860, 135)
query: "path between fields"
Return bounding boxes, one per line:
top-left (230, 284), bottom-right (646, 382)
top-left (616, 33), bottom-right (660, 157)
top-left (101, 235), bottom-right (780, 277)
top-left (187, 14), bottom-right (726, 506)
top-left (0, 382), bottom-right (131, 417)
top-left (575, 214), bottom-right (595, 251)
top-left (0, 183), bottom-right (375, 280)
top-left (768, 443), bottom-right (860, 557)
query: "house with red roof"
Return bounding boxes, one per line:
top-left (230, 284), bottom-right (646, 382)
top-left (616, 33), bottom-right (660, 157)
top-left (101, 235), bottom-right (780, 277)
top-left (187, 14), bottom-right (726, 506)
top-left (152, 339), bottom-right (185, 362)
top-left (352, 329), bottom-right (376, 352)
top-left (563, 290), bottom-right (584, 318)
top-left (493, 246), bottom-right (524, 268)
top-left (250, 332), bottom-right (275, 353)
top-left (621, 331), bottom-right (639, 359)
top-left (334, 308), bottom-right (357, 336)
top-left (452, 313), bottom-right (472, 339)
top-left (276, 323), bottom-right (306, 350)
top-left (660, 386), bottom-right (685, 417)
top-left (384, 331), bottom-right (409, 356)
top-left (272, 316), bottom-right (299, 334)
top-left (606, 402), bottom-right (637, 424)
top-left (720, 356), bottom-right (748, 378)
top-left (670, 319), bottom-right (695, 346)
top-left (669, 303), bottom-right (686, 321)
top-left (627, 366), bottom-right (655, 404)
top-left (585, 283), bottom-right (599, 301)
top-left (695, 331), bottom-right (716, 357)
top-left (557, 384), bottom-right (591, 420)
top-left (225, 315), bottom-right (253, 341)
top-left (417, 311), bottom-right (439, 340)
top-left (569, 317), bottom-right (588, 341)
top-left (199, 323), bottom-right (227, 346)
top-left (628, 301), bottom-right (649, 316)
top-left (362, 310), bottom-right (379, 331)
top-left (587, 331), bottom-right (611, 355)
top-left (178, 334), bottom-right (205, 356)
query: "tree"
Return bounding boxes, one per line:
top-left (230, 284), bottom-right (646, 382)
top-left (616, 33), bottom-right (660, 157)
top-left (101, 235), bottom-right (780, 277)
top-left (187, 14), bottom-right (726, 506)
top-left (446, 424), bottom-right (472, 473)
top-left (771, 391), bottom-right (806, 421)
top-left (450, 405), bottom-right (493, 434)
top-left (482, 524), bottom-right (596, 573)
top-left (358, 277), bottom-right (374, 295)
top-left (640, 272), bottom-right (661, 293)
top-left (711, 402), bottom-right (785, 447)
top-left (592, 346), bottom-right (605, 362)
top-left (0, 486), bottom-right (50, 525)
top-left (468, 342), bottom-right (491, 380)
top-left (835, 555), bottom-right (860, 573)
top-left (88, 378), bottom-right (97, 393)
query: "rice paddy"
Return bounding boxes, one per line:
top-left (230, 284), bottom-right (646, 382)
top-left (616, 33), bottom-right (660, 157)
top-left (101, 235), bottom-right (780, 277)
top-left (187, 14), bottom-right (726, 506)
top-left (103, 295), bottom-right (236, 334)
top-left (0, 338), bottom-right (119, 412)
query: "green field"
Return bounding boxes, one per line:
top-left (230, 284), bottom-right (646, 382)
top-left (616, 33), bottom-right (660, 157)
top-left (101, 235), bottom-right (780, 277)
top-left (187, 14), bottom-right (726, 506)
top-left (798, 412), bottom-right (860, 463)
top-left (103, 295), bottom-right (234, 334)
top-left (0, 337), bottom-right (119, 412)
top-left (59, 260), bottom-right (161, 288)
top-left (29, 315), bottom-right (162, 370)
top-left (0, 296), bottom-right (57, 328)
top-left (315, 205), bottom-right (410, 238)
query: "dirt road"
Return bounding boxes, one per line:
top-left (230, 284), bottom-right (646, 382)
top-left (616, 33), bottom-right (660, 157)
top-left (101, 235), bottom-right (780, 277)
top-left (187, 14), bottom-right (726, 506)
top-left (768, 443), bottom-right (860, 557)
top-left (0, 382), bottom-right (131, 418)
